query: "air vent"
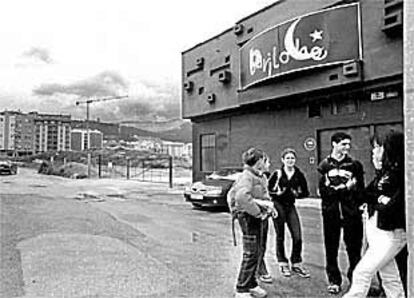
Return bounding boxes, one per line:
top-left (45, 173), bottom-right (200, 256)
top-left (218, 70), bottom-right (231, 83)
top-left (343, 61), bottom-right (359, 77)
top-left (383, 11), bottom-right (402, 33)
top-left (196, 57), bottom-right (205, 67)
top-left (382, 0), bottom-right (403, 35)
top-left (234, 24), bottom-right (244, 35)
top-left (183, 81), bottom-right (194, 92)
top-left (207, 93), bottom-right (216, 104)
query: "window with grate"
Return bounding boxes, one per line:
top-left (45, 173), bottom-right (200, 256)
top-left (200, 133), bottom-right (216, 172)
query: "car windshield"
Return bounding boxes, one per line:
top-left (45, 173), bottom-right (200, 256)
top-left (207, 168), bottom-right (243, 181)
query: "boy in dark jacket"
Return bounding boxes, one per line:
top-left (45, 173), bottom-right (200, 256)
top-left (318, 132), bottom-right (364, 294)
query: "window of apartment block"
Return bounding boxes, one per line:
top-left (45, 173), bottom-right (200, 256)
top-left (200, 133), bottom-right (216, 172)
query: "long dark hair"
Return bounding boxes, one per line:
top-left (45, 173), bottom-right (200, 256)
top-left (372, 130), bottom-right (404, 172)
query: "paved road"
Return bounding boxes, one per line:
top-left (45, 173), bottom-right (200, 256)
top-left (1, 167), bottom-right (358, 298)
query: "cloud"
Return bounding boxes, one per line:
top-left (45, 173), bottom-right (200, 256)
top-left (30, 71), bottom-right (180, 122)
top-left (22, 47), bottom-right (54, 64)
top-left (32, 70), bottom-right (129, 98)
top-left (94, 81), bottom-right (181, 122)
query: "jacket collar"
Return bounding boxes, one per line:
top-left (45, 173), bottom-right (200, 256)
top-left (328, 154), bottom-right (351, 163)
top-left (244, 165), bottom-right (264, 178)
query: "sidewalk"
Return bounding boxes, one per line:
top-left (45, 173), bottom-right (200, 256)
top-left (74, 177), bottom-right (322, 210)
top-left (296, 197), bottom-right (322, 210)
top-left (16, 167), bottom-right (322, 210)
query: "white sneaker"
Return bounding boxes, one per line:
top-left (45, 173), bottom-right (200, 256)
top-left (249, 285), bottom-right (267, 298)
top-left (235, 292), bottom-right (253, 298)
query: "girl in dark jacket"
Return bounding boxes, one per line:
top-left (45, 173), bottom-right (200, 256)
top-left (343, 131), bottom-right (406, 298)
top-left (268, 148), bottom-right (310, 278)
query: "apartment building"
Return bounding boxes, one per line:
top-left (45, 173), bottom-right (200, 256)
top-left (0, 111), bottom-right (17, 154)
top-left (0, 111), bottom-right (36, 155)
top-left (30, 112), bottom-right (71, 153)
top-left (71, 129), bottom-right (103, 151)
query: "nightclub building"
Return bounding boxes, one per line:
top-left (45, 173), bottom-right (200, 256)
top-left (181, 0), bottom-right (403, 195)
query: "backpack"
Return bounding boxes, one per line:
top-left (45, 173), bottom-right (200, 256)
top-left (227, 177), bottom-right (243, 246)
top-left (227, 184), bottom-right (237, 216)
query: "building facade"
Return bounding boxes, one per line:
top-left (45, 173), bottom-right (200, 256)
top-left (15, 113), bottom-right (35, 155)
top-left (182, 0), bottom-right (403, 195)
top-left (0, 111), bottom-right (17, 154)
top-left (71, 129), bottom-right (103, 151)
top-left (161, 141), bottom-right (186, 158)
top-left (0, 111), bottom-right (36, 156)
top-left (30, 112), bottom-right (71, 153)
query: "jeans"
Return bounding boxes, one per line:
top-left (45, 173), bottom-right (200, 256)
top-left (272, 201), bottom-right (302, 265)
top-left (343, 213), bottom-right (406, 298)
top-left (322, 204), bottom-right (363, 285)
top-left (236, 213), bottom-right (269, 292)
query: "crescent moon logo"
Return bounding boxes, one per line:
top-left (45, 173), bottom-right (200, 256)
top-left (284, 18), bottom-right (311, 60)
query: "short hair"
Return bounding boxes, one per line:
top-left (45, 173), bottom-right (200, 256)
top-left (331, 132), bottom-right (351, 144)
top-left (242, 147), bottom-right (266, 166)
top-left (281, 148), bottom-right (297, 158)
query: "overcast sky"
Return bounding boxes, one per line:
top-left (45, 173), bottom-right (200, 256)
top-left (0, 0), bottom-right (277, 122)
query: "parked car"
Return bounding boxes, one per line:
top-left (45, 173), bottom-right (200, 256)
top-left (0, 160), bottom-right (18, 175)
top-left (184, 167), bottom-right (243, 209)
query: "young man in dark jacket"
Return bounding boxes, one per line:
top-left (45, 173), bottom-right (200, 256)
top-left (318, 132), bottom-right (364, 294)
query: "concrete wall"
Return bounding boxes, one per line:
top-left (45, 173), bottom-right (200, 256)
top-left (193, 91), bottom-right (402, 195)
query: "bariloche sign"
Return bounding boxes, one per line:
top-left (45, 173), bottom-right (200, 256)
top-left (239, 3), bottom-right (361, 90)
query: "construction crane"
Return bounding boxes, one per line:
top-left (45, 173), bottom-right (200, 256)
top-left (75, 94), bottom-right (128, 177)
top-left (75, 95), bottom-right (128, 147)
top-left (76, 95), bottom-right (128, 131)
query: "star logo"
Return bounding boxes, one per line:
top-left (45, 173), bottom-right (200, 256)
top-left (309, 29), bottom-right (323, 42)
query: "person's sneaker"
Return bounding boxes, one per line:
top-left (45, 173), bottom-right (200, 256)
top-left (291, 265), bottom-right (310, 278)
top-left (258, 274), bottom-right (273, 283)
top-left (249, 285), bottom-right (267, 298)
top-left (327, 284), bottom-right (341, 295)
top-left (235, 292), bottom-right (253, 298)
top-left (279, 265), bottom-right (291, 277)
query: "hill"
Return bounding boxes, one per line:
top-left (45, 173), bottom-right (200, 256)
top-left (71, 119), bottom-right (192, 143)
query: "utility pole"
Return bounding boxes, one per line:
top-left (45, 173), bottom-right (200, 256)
top-left (76, 95), bottom-right (128, 177)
